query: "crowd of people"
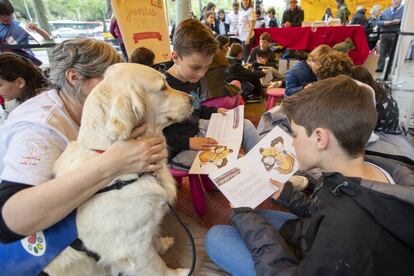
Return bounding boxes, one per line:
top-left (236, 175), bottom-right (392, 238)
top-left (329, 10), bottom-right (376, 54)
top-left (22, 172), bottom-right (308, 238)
top-left (0, 0), bottom-right (413, 275)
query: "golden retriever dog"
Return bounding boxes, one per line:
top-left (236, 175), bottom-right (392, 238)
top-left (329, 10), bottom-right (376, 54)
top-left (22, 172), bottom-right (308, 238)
top-left (44, 63), bottom-right (193, 275)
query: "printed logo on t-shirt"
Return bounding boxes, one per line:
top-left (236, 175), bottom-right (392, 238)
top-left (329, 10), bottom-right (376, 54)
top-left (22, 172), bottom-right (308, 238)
top-left (20, 140), bottom-right (48, 166)
top-left (190, 91), bottom-right (200, 110)
top-left (20, 232), bottom-right (46, 256)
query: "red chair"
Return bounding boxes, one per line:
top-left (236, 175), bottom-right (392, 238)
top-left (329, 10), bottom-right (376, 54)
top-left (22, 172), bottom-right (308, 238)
top-left (266, 88), bottom-right (285, 110)
top-left (169, 168), bottom-right (215, 216)
top-left (201, 80), bottom-right (245, 109)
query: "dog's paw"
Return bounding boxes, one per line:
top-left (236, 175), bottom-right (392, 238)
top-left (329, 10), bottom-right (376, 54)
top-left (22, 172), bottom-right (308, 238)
top-left (155, 236), bottom-right (174, 254)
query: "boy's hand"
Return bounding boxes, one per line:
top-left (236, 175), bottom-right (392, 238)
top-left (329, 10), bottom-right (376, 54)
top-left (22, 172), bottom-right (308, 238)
top-left (189, 137), bottom-right (218, 151)
top-left (270, 178), bottom-right (284, 200)
top-left (27, 23), bottom-right (38, 31)
top-left (217, 108), bottom-right (228, 115)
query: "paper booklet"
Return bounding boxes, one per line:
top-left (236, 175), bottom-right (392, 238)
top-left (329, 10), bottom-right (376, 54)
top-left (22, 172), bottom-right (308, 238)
top-left (189, 106), bottom-right (244, 175)
top-left (19, 23), bottom-right (45, 44)
top-left (209, 126), bottom-right (299, 209)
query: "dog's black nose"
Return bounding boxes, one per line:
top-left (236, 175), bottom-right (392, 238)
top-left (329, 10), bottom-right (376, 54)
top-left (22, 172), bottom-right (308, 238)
top-left (188, 95), bottom-right (195, 105)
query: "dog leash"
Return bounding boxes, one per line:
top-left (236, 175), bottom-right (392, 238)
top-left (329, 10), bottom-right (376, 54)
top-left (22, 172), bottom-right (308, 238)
top-left (166, 202), bottom-right (196, 276)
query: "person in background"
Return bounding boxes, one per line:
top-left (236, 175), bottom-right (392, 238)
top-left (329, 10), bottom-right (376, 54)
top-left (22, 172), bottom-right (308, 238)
top-left (247, 32), bottom-right (276, 68)
top-left (351, 66), bottom-right (401, 134)
top-left (375, 0), bottom-right (404, 73)
top-left (200, 2), bottom-right (217, 21)
top-left (226, 2), bottom-right (240, 44)
top-left (255, 9), bottom-right (266, 28)
top-left (200, 35), bottom-right (231, 101)
top-left (109, 14), bottom-right (128, 61)
top-left (129, 47), bottom-right (155, 67)
top-left (285, 44), bottom-right (331, 96)
top-left (282, 0), bottom-right (304, 27)
top-left (365, 5), bottom-right (382, 50)
top-left (0, 52), bottom-right (46, 103)
top-left (203, 11), bottom-right (218, 36)
top-left (217, 35), bottom-right (230, 55)
top-left (0, 52), bottom-right (47, 121)
top-left (237, 0), bottom-right (256, 62)
top-left (315, 50), bottom-right (354, 80)
top-left (0, 0), bottom-right (49, 66)
top-left (350, 5), bottom-right (367, 25)
top-left (335, 0), bottom-right (350, 25)
top-left (266, 7), bottom-right (279, 27)
top-left (321, 8), bottom-right (333, 21)
top-left (217, 9), bottom-right (229, 36)
top-left (227, 42), bottom-right (266, 102)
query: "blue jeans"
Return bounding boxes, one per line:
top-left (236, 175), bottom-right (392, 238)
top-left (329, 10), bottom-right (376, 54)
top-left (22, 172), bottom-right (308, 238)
top-left (205, 210), bottom-right (297, 276)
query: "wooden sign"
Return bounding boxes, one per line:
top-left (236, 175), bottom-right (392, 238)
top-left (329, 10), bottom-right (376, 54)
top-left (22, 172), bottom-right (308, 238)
top-left (113, 0), bottom-right (171, 63)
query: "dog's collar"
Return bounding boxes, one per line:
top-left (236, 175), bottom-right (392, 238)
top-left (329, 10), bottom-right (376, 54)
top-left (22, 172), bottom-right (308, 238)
top-left (95, 177), bottom-right (141, 194)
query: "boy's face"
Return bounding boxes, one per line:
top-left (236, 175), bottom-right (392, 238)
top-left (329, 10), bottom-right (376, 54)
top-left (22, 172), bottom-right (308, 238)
top-left (259, 39), bottom-right (269, 50)
top-left (172, 51), bottom-right (213, 83)
top-left (0, 14), bottom-right (12, 25)
top-left (291, 121), bottom-right (320, 171)
top-left (206, 14), bottom-right (215, 25)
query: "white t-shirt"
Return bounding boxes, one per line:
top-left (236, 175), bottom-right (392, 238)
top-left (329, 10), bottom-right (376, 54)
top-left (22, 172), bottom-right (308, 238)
top-left (237, 7), bottom-right (255, 42)
top-left (226, 11), bottom-right (239, 37)
top-left (0, 89), bottom-right (79, 185)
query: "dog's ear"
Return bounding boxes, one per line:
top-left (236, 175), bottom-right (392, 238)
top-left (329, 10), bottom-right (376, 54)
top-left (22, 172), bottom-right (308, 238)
top-left (106, 90), bottom-right (145, 142)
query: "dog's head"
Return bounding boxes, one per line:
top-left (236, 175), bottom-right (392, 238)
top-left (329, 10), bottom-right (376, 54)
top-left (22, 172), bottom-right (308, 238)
top-left (78, 63), bottom-right (193, 149)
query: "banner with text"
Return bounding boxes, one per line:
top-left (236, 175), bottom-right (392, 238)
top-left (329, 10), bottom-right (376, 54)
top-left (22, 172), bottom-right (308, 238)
top-left (113, 0), bottom-right (171, 63)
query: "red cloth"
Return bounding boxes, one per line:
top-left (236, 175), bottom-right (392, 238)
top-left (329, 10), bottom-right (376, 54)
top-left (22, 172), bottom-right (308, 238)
top-left (0, 96), bottom-right (4, 105)
top-left (254, 26), bottom-right (370, 65)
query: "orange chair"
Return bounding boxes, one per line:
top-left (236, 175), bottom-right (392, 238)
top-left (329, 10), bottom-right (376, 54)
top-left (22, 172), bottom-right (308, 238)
top-left (266, 88), bottom-right (285, 110)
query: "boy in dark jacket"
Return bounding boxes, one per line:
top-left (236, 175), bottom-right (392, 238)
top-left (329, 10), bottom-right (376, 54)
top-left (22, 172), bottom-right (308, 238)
top-left (285, 44), bottom-right (331, 96)
top-left (164, 19), bottom-right (259, 168)
top-left (247, 32), bottom-right (277, 68)
top-left (206, 75), bottom-right (414, 276)
top-left (227, 42), bottom-right (267, 102)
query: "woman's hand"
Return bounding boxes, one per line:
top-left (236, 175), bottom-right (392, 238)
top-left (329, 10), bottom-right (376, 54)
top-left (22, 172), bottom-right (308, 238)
top-left (189, 137), bottom-right (218, 151)
top-left (270, 178), bottom-right (284, 200)
top-left (217, 108), bottom-right (228, 114)
top-left (103, 124), bottom-right (168, 175)
top-left (245, 36), bottom-right (250, 45)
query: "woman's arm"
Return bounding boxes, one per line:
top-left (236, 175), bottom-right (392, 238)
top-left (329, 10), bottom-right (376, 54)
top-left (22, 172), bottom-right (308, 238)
top-left (2, 126), bottom-right (166, 237)
top-left (27, 23), bottom-right (50, 40)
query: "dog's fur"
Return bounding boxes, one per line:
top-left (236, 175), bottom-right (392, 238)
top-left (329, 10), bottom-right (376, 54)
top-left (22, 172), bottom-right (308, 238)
top-left (44, 63), bottom-right (194, 276)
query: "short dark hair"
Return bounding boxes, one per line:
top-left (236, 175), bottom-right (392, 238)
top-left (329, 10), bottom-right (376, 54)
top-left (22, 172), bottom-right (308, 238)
top-left (0, 0), bottom-right (14, 15)
top-left (0, 52), bottom-right (47, 102)
top-left (204, 11), bottom-right (214, 20)
top-left (130, 47), bottom-right (155, 66)
top-left (232, 2), bottom-right (240, 8)
top-left (351, 66), bottom-right (385, 103)
top-left (173, 19), bottom-right (217, 58)
top-left (216, 35), bottom-right (230, 51)
top-left (229, 43), bottom-right (243, 58)
top-left (282, 75), bottom-right (377, 157)
top-left (267, 7), bottom-right (276, 15)
top-left (259, 32), bottom-right (271, 42)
